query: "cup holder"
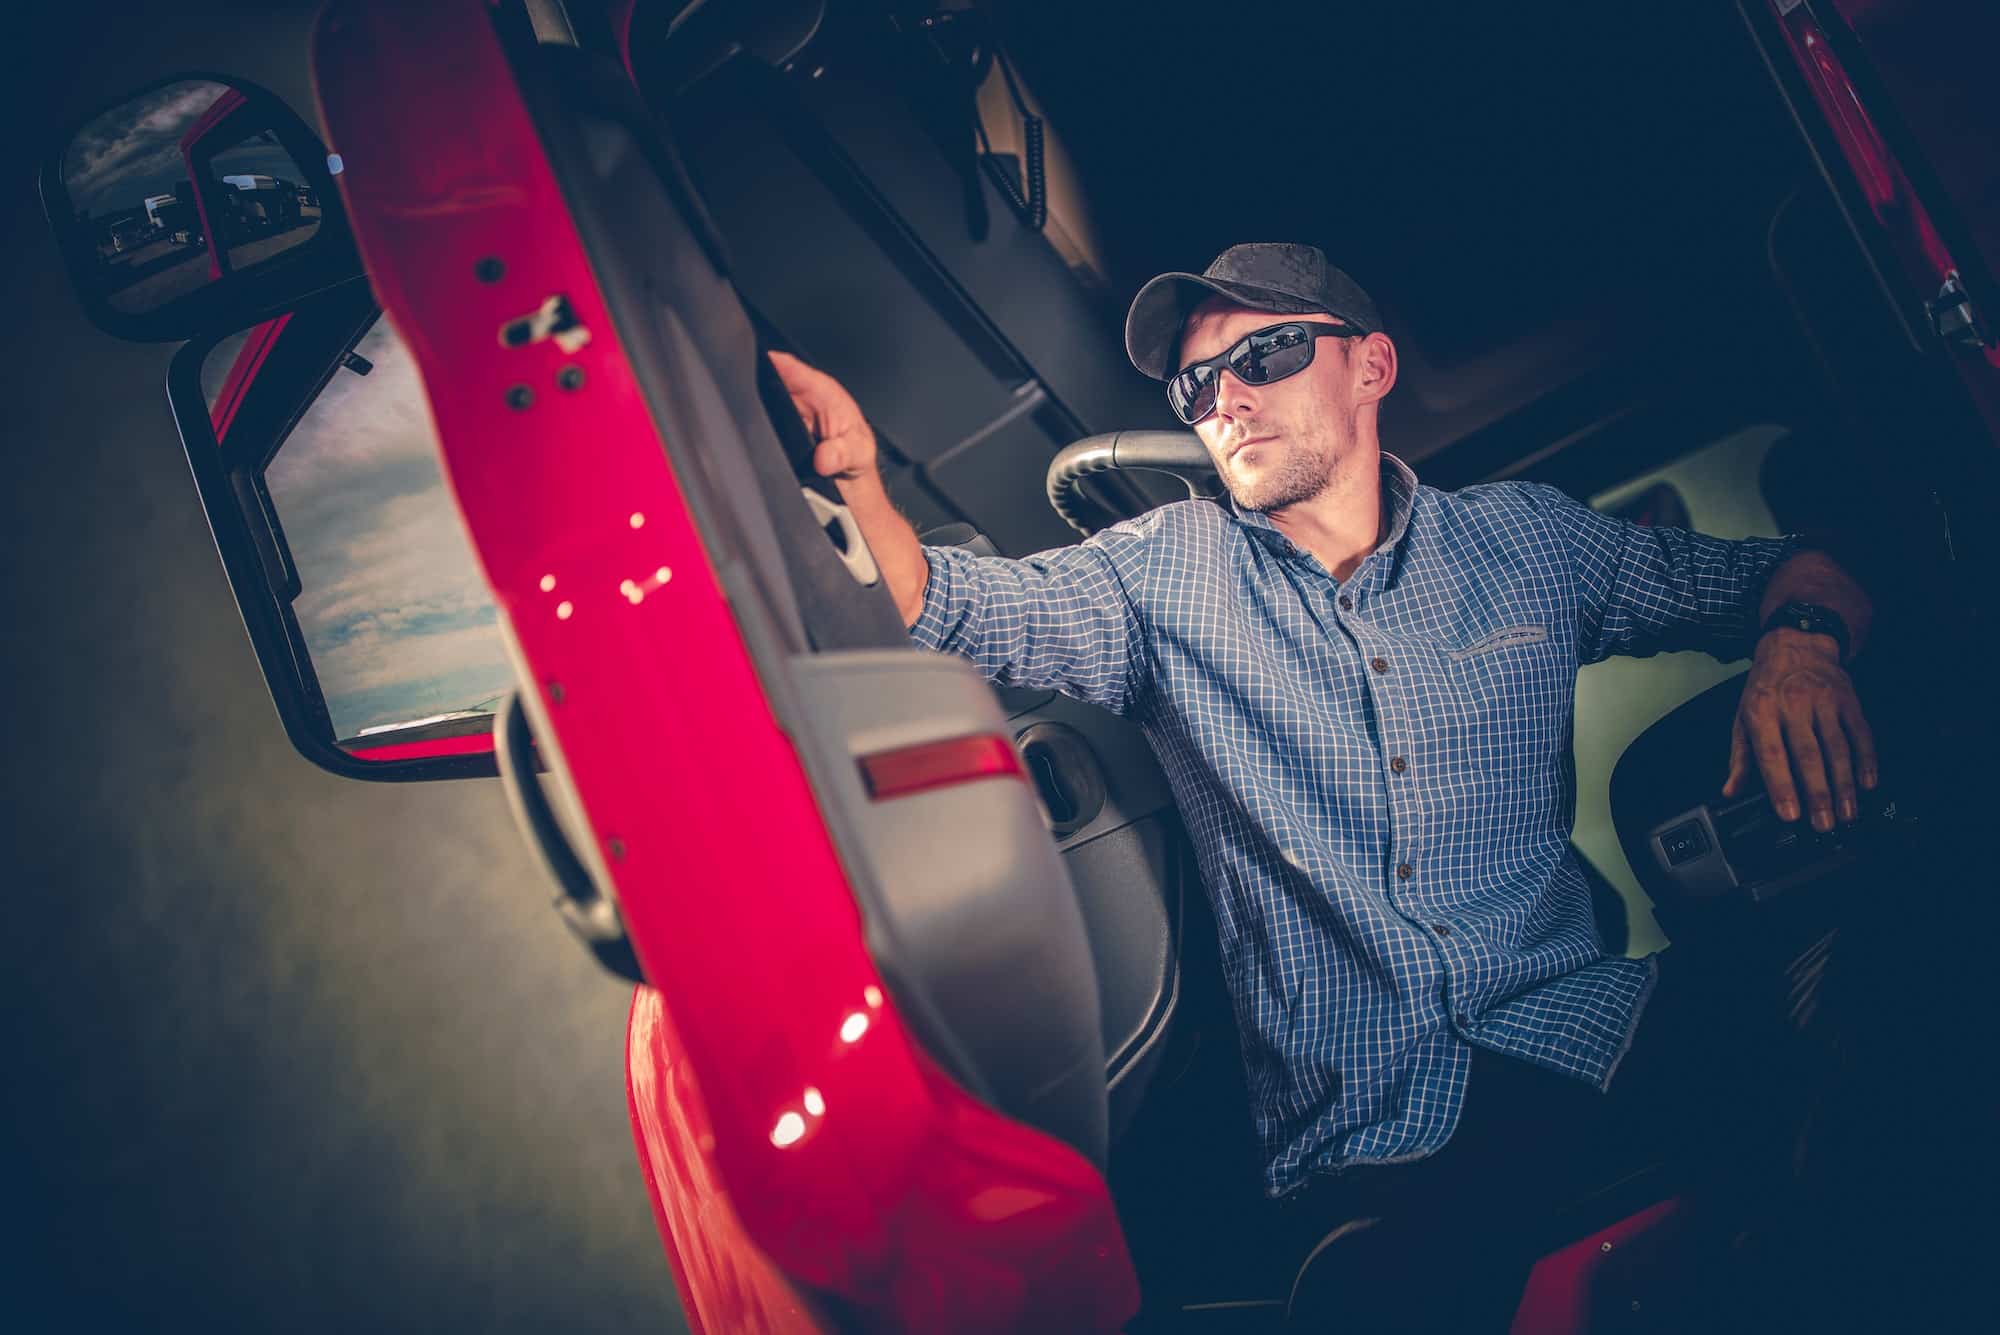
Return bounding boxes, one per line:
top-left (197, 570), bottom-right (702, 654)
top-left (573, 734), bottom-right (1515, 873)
top-left (1014, 721), bottom-right (1107, 838)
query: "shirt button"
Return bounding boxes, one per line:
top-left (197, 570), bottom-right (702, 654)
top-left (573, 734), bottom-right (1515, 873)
top-left (1396, 862), bottom-right (1414, 880)
top-left (1338, 595), bottom-right (1353, 611)
top-left (1455, 1012), bottom-right (1473, 1029)
top-left (1370, 656), bottom-right (1390, 674)
top-left (1389, 756), bottom-right (1408, 774)
top-left (1431, 922), bottom-right (1451, 937)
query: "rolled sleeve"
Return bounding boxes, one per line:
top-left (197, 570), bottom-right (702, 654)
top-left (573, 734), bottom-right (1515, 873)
top-left (1526, 483), bottom-right (1801, 664)
top-left (909, 533), bottom-right (1155, 717)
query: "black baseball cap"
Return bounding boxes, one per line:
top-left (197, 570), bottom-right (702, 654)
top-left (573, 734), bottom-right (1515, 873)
top-left (1124, 242), bottom-right (1384, 381)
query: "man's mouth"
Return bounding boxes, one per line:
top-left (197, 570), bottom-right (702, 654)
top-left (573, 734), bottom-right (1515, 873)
top-left (1229, 435), bottom-right (1274, 461)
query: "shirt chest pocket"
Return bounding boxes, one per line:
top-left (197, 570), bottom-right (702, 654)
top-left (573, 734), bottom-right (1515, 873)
top-left (1445, 623), bottom-right (1550, 661)
top-left (1441, 622), bottom-right (1562, 691)
top-left (1432, 620), bottom-right (1570, 759)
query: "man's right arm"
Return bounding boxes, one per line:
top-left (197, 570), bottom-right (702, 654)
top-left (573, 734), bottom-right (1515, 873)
top-left (769, 351), bottom-right (1153, 716)
top-left (833, 463), bottom-right (931, 627)
top-left (769, 350), bottom-right (929, 625)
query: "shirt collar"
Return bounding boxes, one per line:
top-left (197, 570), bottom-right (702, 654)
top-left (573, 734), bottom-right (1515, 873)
top-left (1229, 451), bottom-right (1419, 574)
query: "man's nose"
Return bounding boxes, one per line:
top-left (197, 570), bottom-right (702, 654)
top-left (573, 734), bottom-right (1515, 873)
top-left (1214, 368), bottom-right (1260, 420)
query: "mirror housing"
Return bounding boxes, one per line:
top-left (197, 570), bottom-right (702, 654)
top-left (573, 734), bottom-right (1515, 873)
top-left (40, 74), bottom-right (363, 343)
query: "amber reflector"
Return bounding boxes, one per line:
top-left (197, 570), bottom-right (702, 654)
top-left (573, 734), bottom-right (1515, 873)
top-left (857, 734), bottom-right (1026, 801)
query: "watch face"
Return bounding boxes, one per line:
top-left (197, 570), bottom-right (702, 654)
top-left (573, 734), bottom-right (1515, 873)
top-left (1767, 601), bottom-right (1848, 656)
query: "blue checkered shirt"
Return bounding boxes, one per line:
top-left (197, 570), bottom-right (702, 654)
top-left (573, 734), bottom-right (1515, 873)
top-left (909, 453), bottom-right (1798, 1196)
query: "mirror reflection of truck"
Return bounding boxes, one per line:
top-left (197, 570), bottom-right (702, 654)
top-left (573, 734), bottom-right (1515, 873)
top-left (93, 208), bottom-right (155, 257)
top-left (147, 184), bottom-right (203, 248)
top-left (220, 174), bottom-right (303, 235)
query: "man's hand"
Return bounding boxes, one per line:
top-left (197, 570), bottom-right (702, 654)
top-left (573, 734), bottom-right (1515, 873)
top-left (1723, 629), bottom-right (1878, 831)
top-left (765, 349), bottom-right (931, 626)
top-left (768, 349), bottom-right (878, 482)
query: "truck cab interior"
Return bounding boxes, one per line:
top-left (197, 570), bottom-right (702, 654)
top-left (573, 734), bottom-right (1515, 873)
top-left (39, 1), bottom-right (1997, 1330)
top-left (612, 7), bottom-right (1996, 1322)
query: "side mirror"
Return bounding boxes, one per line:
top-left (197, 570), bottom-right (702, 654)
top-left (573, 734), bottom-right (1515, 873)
top-left (171, 284), bottom-right (513, 780)
top-left (41, 75), bottom-right (362, 342)
top-left (48, 75), bottom-right (500, 779)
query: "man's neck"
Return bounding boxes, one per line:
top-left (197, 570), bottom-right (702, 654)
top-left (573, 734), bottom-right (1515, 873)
top-left (1266, 447), bottom-right (1386, 582)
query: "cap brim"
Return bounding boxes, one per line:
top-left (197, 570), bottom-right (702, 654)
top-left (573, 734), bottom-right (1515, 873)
top-left (1124, 273), bottom-right (1326, 380)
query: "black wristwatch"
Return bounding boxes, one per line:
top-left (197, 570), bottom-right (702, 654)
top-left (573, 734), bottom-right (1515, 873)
top-left (1760, 600), bottom-right (1851, 662)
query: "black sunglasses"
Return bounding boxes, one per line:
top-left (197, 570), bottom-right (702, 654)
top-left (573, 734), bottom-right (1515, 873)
top-left (1167, 321), bottom-right (1366, 425)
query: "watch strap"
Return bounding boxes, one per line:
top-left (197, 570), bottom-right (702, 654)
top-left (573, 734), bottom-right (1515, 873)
top-left (1761, 600), bottom-right (1851, 661)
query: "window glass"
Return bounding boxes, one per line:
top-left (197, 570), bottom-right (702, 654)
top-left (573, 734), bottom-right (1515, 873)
top-left (250, 317), bottom-right (514, 744)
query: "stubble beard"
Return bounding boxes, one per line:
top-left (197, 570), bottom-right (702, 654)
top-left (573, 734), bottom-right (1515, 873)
top-left (1224, 418), bottom-right (1351, 513)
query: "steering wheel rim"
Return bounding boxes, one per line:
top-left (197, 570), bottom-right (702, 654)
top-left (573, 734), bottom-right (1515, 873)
top-left (1045, 430), bottom-right (1221, 536)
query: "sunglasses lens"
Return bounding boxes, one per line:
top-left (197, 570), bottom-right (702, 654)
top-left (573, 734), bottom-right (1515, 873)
top-left (1169, 365), bottom-right (1217, 424)
top-left (1169, 324), bottom-right (1326, 423)
top-left (1235, 324), bottom-right (1314, 385)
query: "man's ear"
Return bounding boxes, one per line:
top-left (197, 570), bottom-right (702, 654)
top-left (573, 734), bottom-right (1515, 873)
top-left (1353, 333), bottom-right (1398, 405)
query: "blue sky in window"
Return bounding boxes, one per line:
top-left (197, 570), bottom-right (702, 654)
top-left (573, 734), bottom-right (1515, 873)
top-left (251, 318), bottom-right (514, 740)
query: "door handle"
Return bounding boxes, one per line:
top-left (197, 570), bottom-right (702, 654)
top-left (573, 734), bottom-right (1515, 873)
top-left (494, 691), bottom-right (644, 982)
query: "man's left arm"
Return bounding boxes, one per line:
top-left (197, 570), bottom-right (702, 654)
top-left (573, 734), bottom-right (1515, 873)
top-left (1723, 549), bottom-right (1878, 832)
top-left (1525, 484), bottom-right (1877, 832)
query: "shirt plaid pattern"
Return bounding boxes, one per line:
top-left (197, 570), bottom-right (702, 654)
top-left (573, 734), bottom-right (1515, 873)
top-left (910, 453), bottom-right (1798, 1197)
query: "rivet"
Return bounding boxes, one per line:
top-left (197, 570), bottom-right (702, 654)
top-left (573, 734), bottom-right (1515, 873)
top-left (1600, 1241), bottom-right (1614, 1253)
top-left (506, 384), bottom-right (534, 410)
top-left (556, 364), bottom-right (586, 391)
top-left (608, 838), bottom-right (627, 861)
top-left (548, 682), bottom-right (565, 704)
top-left (474, 256), bottom-right (505, 283)
top-left (1630, 1300), bottom-right (1642, 1312)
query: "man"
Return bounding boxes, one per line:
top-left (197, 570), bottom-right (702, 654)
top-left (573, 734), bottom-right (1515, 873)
top-left (772, 244), bottom-right (1877, 1327)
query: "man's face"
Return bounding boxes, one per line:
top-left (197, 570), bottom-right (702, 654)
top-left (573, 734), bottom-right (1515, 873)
top-left (1177, 298), bottom-right (1365, 512)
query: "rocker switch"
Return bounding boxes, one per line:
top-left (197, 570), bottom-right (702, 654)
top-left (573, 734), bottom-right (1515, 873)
top-left (1659, 819), bottom-right (1711, 867)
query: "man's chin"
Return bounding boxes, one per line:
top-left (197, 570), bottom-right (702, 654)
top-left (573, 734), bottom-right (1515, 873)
top-left (1228, 478), bottom-right (1321, 513)
top-left (1230, 492), bottom-right (1287, 514)
top-left (1224, 463), bottom-right (1270, 511)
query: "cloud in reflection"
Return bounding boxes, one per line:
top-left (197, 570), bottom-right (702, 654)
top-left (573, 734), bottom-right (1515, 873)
top-left (65, 81), bottom-right (225, 216)
top-left (66, 80), bottom-right (311, 219)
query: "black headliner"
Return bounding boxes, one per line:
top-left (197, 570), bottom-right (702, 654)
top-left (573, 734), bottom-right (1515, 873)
top-left (991, 1), bottom-right (1816, 480)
